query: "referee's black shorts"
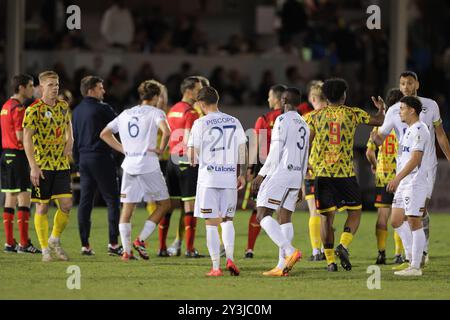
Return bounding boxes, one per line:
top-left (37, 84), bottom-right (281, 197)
top-left (165, 158), bottom-right (198, 202)
top-left (0, 149), bottom-right (31, 193)
top-left (31, 169), bottom-right (72, 203)
top-left (314, 176), bottom-right (362, 214)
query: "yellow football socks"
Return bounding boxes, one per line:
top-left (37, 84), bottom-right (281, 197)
top-left (309, 216), bottom-right (322, 251)
top-left (34, 213), bottom-right (49, 249)
top-left (376, 228), bottom-right (388, 251)
top-left (394, 231), bottom-right (404, 255)
top-left (324, 249), bottom-right (336, 264)
top-left (51, 209), bottom-right (69, 239)
top-left (340, 232), bottom-right (353, 249)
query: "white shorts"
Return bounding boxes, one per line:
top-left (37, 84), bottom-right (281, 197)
top-left (256, 175), bottom-right (299, 212)
top-left (392, 185), bottom-right (427, 217)
top-left (194, 185), bottom-right (237, 219)
top-left (120, 170), bottom-right (169, 203)
top-left (426, 165), bottom-right (437, 199)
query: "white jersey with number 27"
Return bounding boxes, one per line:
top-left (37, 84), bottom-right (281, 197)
top-left (188, 111), bottom-right (247, 189)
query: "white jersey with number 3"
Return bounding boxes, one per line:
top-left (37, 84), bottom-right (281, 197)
top-left (107, 104), bottom-right (166, 175)
top-left (188, 111), bottom-right (247, 189)
top-left (259, 110), bottom-right (310, 189)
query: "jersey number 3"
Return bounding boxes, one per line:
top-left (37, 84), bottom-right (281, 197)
top-left (297, 126), bottom-right (307, 150)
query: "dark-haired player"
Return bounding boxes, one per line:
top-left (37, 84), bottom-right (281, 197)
top-left (366, 88), bottom-right (405, 264)
top-left (309, 78), bottom-right (385, 271)
top-left (371, 71), bottom-right (450, 269)
top-left (1, 74), bottom-right (40, 254)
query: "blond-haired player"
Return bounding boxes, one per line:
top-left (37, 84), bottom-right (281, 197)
top-left (23, 71), bottom-right (74, 262)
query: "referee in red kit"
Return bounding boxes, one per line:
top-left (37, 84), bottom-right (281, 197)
top-left (1, 74), bottom-right (41, 254)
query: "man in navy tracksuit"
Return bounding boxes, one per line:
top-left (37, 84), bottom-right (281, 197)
top-left (72, 76), bottom-right (122, 256)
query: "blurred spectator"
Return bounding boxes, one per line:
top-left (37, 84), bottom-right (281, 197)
top-left (209, 66), bottom-right (228, 97)
top-left (256, 70), bottom-right (275, 106)
top-left (101, 0), bottom-right (135, 49)
top-left (58, 30), bottom-right (89, 50)
top-left (285, 65), bottom-right (306, 93)
top-left (105, 64), bottom-right (129, 110)
top-left (53, 62), bottom-right (73, 91)
top-left (146, 6), bottom-right (170, 48)
top-left (130, 62), bottom-right (159, 100)
top-left (227, 69), bottom-right (249, 105)
top-left (33, 24), bottom-right (56, 50)
top-left (172, 15), bottom-right (195, 49)
top-left (273, 36), bottom-right (300, 57)
top-left (279, 0), bottom-right (308, 44)
top-left (129, 29), bottom-right (152, 53)
top-left (166, 62), bottom-right (192, 103)
top-left (152, 30), bottom-right (174, 53)
top-left (220, 34), bottom-right (249, 55)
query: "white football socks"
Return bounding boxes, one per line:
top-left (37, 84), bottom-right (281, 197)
top-left (119, 223), bottom-right (132, 254)
top-left (138, 220), bottom-right (156, 242)
top-left (260, 216), bottom-right (294, 257)
top-left (411, 228), bottom-right (426, 269)
top-left (395, 221), bottom-right (413, 262)
top-left (276, 222), bottom-right (294, 269)
top-left (206, 225), bottom-right (221, 270)
top-left (220, 221), bottom-right (235, 261)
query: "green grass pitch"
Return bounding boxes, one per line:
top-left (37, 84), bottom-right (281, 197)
top-left (1, 208), bottom-right (449, 299)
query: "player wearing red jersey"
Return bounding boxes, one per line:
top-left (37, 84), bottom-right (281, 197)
top-left (1, 74), bottom-right (40, 254)
top-left (159, 76), bottom-right (205, 257)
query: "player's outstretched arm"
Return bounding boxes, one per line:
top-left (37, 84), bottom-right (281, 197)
top-left (367, 96), bottom-right (385, 126)
top-left (100, 127), bottom-right (124, 154)
top-left (435, 124), bottom-right (450, 162)
top-left (386, 151), bottom-right (423, 193)
top-left (23, 127), bottom-right (44, 187)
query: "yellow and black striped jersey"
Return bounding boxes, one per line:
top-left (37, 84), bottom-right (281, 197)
top-left (22, 99), bottom-right (71, 170)
top-left (367, 128), bottom-right (397, 187)
top-left (309, 105), bottom-right (370, 177)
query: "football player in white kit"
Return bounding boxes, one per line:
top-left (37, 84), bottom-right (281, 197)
top-left (371, 71), bottom-right (450, 267)
top-left (375, 96), bottom-right (431, 276)
top-left (187, 86), bottom-right (247, 277)
top-left (252, 88), bottom-right (309, 276)
top-left (100, 80), bottom-right (172, 261)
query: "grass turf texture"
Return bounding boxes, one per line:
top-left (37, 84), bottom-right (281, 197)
top-left (1, 208), bottom-right (449, 299)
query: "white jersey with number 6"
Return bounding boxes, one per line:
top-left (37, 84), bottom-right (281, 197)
top-left (259, 110), bottom-right (310, 189)
top-left (188, 111), bottom-right (247, 189)
top-left (107, 104), bottom-right (166, 175)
